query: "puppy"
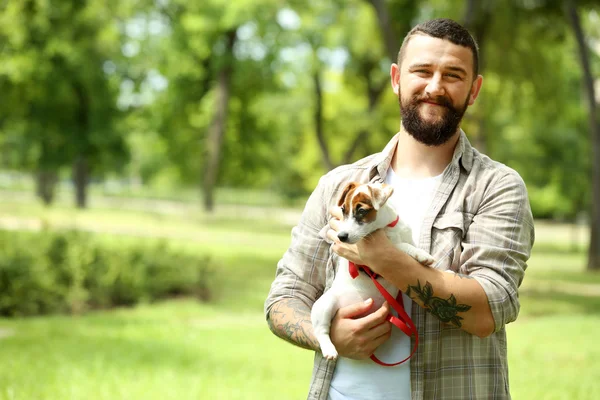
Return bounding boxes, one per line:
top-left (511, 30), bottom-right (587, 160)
top-left (312, 181), bottom-right (434, 360)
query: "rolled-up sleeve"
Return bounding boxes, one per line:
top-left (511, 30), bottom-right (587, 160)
top-left (460, 171), bottom-right (535, 333)
top-left (264, 176), bottom-right (332, 318)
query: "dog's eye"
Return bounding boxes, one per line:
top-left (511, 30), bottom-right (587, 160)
top-left (340, 206), bottom-right (346, 214)
top-left (356, 208), bottom-right (368, 217)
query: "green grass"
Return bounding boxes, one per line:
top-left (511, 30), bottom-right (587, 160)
top-left (508, 314), bottom-right (600, 400)
top-left (0, 194), bottom-right (599, 399)
top-left (0, 300), bottom-right (313, 400)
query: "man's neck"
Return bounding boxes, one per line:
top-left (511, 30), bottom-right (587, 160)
top-left (391, 127), bottom-right (460, 179)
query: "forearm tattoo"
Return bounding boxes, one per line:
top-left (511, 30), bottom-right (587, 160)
top-left (406, 280), bottom-right (472, 327)
top-left (267, 298), bottom-right (319, 351)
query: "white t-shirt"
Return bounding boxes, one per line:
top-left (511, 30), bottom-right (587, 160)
top-left (329, 167), bottom-right (443, 400)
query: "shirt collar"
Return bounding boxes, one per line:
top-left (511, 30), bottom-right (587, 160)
top-left (369, 129), bottom-right (474, 182)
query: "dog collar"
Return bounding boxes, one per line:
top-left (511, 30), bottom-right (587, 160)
top-left (387, 215), bottom-right (400, 228)
top-left (348, 261), bottom-right (376, 279)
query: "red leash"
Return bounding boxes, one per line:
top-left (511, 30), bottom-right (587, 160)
top-left (347, 216), bottom-right (418, 367)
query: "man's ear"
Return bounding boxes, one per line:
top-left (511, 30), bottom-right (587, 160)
top-left (337, 182), bottom-right (357, 207)
top-left (468, 75), bottom-right (483, 106)
top-left (390, 63), bottom-right (401, 96)
top-left (370, 184), bottom-right (394, 210)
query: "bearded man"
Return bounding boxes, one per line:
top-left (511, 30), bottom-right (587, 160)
top-left (265, 18), bottom-right (535, 400)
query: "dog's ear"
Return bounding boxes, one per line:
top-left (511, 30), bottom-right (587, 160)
top-left (370, 184), bottom-right (394, 210)
top-left (337, 182), bottom-right (357, 207)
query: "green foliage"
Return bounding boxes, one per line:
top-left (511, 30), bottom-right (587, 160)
top-left (0, 221), bottom-right (598, 399)
top-left (0, 0), bottom-right (598, 217)
top-left (0, 0), bottom-right (129, 206)
top-left (528, 184), bottom-right (578, 220)
top-left (0, 229), bottom-right (212, 317)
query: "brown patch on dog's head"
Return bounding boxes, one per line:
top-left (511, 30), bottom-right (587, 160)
top-left (337, 182), bottom-right (392, 224)
top-left (338, 182), bottom-right (357, 215)
top-left (351, 191), bottom-right (377, 224)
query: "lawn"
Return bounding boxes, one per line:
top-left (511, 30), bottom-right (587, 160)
top-left (0, 193), bottom-right (599, 399)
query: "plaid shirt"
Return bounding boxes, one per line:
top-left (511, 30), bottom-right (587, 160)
top-left (265, 131), bottom-right (535, 400)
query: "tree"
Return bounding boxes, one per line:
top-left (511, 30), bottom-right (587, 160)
top-left (461, 0), bottom-right (493, 153)
top-left (203, 28), bottom-right (238, 211)
top-left (0, 0), bottom-right (128, 208)
top-left (284, 0), bottom-right (418, 172)
top-left (564, 0), bottom-right (600, 270)
top-left (151, 0), bottom-right (284, 211)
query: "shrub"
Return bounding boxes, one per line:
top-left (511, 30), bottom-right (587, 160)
top-left (0, 229), bottom-right (213, 317)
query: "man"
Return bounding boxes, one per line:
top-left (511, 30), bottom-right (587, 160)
top-left (265, 18), bottom-right (534, 400)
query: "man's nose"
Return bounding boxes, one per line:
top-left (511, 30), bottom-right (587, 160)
top-left (337, 232), bottom-right (349, 242)
top-left (425, 74), bottom-right (445, 97)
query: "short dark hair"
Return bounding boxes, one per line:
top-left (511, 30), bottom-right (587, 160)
top-left (397, 18), bottom-right (480, 77)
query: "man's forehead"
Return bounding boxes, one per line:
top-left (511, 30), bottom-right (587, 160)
top-left (403, 34), bottom-right (474, 72)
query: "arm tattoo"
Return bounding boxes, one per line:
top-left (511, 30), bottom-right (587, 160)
top-left (406, 280), bottom-right (472, 328)
top-left (267, 298), bottom-right (319, 351)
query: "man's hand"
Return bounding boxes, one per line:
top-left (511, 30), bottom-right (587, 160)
top-left (329, 298), bottom-right (392, 360)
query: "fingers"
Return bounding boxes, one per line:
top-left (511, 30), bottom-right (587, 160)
top-left (327, 218), bottom-right (341, 240)
top-left (369, 323), bottom-right (393, 349)
top-left (326, 228), bottom-right (340, 244)
top-left (369, 320), bottom-right (393, 342)
top-left (325, 209), bottom-right (342, 243)
top-left (352, 318), bottom-right (392, 358)
top-left (337, 298), bottom-right (374, 319)
top-left (337, 300), bottom-right (391, 331)
top-left (361, 301), bottom-right (391, 329)
top-left (331, 300), bottom-right (393, 360)
top-left (328, 217), bottom-right (341, 231)
top-left (330, 206), bottom-right (343, 219)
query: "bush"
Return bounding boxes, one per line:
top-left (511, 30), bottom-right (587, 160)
top-left (0, 229), bottom-right (213, 317)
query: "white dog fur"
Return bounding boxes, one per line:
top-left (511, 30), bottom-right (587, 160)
top-left (312, 181), bottom-right (434, 360)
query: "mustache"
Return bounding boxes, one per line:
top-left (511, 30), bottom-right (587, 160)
top-left (416, 95), bottom-right (453, 109)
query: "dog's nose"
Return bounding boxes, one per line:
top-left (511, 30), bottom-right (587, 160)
top-left (337, 232), bottom-right (349, 243)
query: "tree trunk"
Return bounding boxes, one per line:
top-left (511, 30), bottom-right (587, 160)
top-left (72, 80), bottom-right (90, 209)
top-left (339, 0), bottom-right (414, 164)
top-left (565, 0), bottom-right (600, 270)
top-left (72, 157), bottom-right (88, 209)
top-left (366, 0), bottom-right (401, 62)
top-left (36, 169), bottom-right (58, 206)
top-left (313, 69), bottom-right (334, 171)
top-left (202, 29), bottom-right (237, 212)
top-left (463, 0), bottom-right (493, 155)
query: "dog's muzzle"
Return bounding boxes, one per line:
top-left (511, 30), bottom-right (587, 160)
top-left (337, 232), bottom-right (349, 242)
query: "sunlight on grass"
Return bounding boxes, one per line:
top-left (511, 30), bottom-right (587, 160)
top-left (1, 198), bottom-right (599, 399)
top-left (0, 300), bottom-right (313, 400)
top-left (508, 315), bottom-right (600, 400)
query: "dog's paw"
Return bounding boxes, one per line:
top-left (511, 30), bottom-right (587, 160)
top-left (422, 256), bottom-right (435, 266)
top-left (415, 251), bottom-right (435, 267)
top-left (320, 343), bottom-right (338, 360)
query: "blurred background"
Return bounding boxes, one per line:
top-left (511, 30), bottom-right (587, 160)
top-left (0, 0), bottom-right (599, 399)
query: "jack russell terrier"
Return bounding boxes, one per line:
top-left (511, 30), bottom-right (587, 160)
top-left (312, 181), bottom-right (435, 361)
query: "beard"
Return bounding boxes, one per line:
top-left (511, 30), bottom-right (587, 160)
top-left (399, 92), bottom-right (470, 146)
